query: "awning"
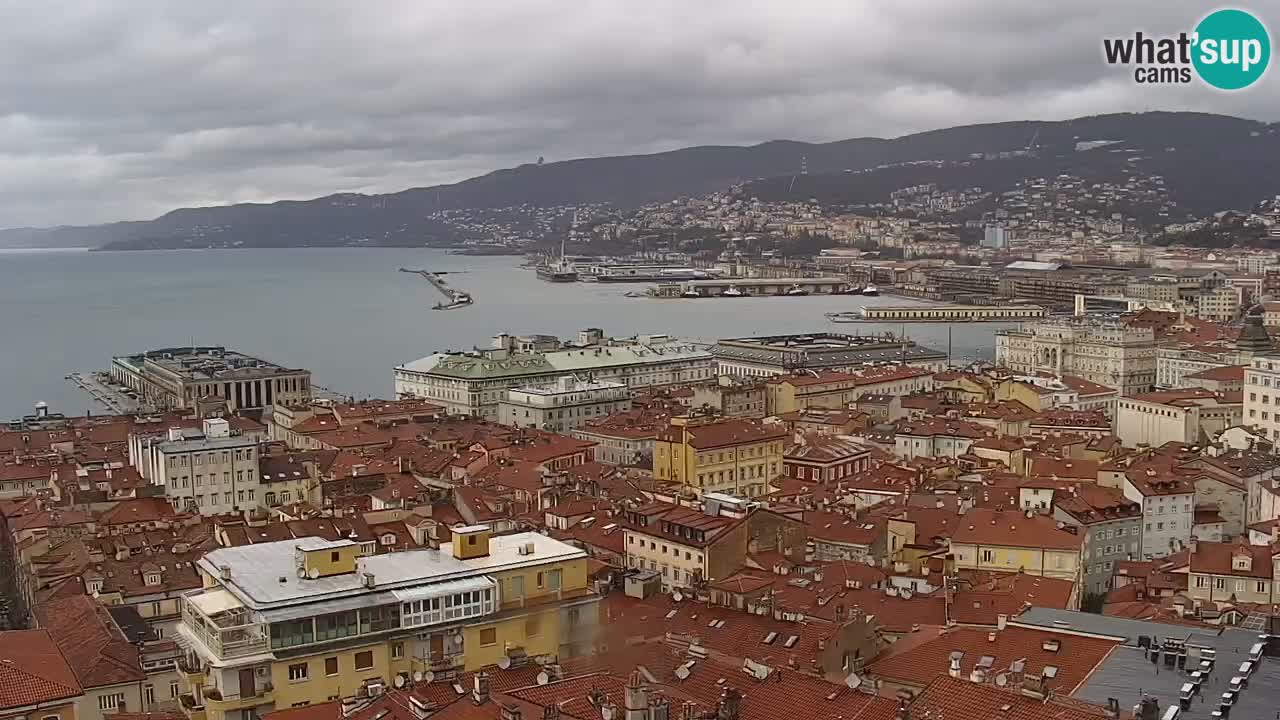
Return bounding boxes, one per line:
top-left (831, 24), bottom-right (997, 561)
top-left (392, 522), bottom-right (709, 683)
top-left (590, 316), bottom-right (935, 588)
top-left (392, 575), bottom-right (496, 603)
top-left (259, 591), bottom-right (397, 623)
top-left (189, 588), bottom-right (244, 616)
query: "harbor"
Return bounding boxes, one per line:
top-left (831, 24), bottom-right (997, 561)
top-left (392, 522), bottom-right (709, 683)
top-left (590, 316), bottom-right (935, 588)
top-left (826, 303), bottom-right (1046, 323)
top-left (400, 267), bottom-right (474, 310)
top-left (66, 371), bottom-right (149, 414)
top-left (645, 277), bottom-right (875, 298)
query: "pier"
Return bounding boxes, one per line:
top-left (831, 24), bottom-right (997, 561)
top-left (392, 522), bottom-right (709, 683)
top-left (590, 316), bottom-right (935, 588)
top-left (67, 372), bottom-right (148, 414)
top-left (648, 277), bottom-right (857, 298)
top-left (827, 303), bottom-right (1046, 323)
top-left (399, 268), bottom-right (474, 310)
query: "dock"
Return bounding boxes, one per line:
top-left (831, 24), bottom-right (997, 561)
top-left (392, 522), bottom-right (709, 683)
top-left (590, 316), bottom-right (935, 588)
top-left (399, 268), bottom-right (474, 310)
top-left (648, 277), bottom-right (858, 298)
top-left (67, 372), bottom-right (148, 414)
top-left (827, 303), bottom-right (1045, 323)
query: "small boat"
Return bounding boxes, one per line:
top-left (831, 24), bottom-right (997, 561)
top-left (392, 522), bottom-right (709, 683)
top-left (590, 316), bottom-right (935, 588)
top-left (681, 287), bottom-right (703, 298)
top-left (835, 286), bottom-right (864, 295)
top-left (861, 284), bottom-right (880, 296)
top-left (722, 286), bottom-right (745, 297)
top-left (784, 284), bottom-right (810, 297)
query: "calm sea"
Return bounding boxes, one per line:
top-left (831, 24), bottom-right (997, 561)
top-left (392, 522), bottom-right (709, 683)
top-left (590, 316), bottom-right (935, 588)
top-left (0, 248), bottom-right (1010, 417)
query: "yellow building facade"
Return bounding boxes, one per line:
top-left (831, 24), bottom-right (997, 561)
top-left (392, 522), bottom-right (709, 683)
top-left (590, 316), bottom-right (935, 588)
top-left (176, 527), bottom-right (597, 720)
top-left (653, 417), bottom-right (787, 497)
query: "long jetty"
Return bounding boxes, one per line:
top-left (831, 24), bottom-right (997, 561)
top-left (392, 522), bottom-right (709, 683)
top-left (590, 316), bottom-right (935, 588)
top-left (399, 268), bottom-right (474, 310)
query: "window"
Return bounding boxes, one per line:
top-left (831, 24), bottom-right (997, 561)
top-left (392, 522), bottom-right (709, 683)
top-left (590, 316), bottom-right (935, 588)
top-left (99, 693), bottom-right (126, 711)
top-left (354, 651), bottom-right (374, 671)
top-left (1215, 578), bottom-right (1227, 590)
top-left (145, 685), bottom-right (155, 706)
top-left (271, 619), bottom-right (315, 649)
top-left (316, 611), bottom-right (358, 641)
top-left (980, 549), bottom-right (995, 563)
top-left (391, 642), bottom-right (404, 659)
top-left (325, 657), bottom-right (339, 676)
top-left (526, 616), bottom-right (542, 637)
top-left (331, 551), bottom-right (340, 562)
top-left (288, 663), bottom-right (309, 681)
top-left (480, 627), bottom-right (497, 646)
top-left (170, 681), bottom-right (180, 699)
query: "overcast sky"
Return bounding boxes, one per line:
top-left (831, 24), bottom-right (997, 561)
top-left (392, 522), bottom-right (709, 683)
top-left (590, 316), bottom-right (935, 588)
top-left (1, 0), bottom-right (1276, 227)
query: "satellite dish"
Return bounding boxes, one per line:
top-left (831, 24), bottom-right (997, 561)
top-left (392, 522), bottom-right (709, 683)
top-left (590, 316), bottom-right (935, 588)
top-left (537, 671), bottom-right (550, 685)
top-left (845, 674), bottom-right (861, 690)
top-left (601, 708), bottom-right (615, 720)
top-left (423, 671), bottom-right (435, 683)
top-left (995, 674), bottom-right (1008, 687)
top-left (498, 656), bottom-right (512, 670)
top-left (394, 674), bottom-right (406, 688)
top-left (863, 556), bottom-right (876, 566)
top-left (297, 567), bottom-right (308, 579)
top-left (901, 590), bottom-right (913, 600)
top-left (413, 671), bottom-right (425, 683)
top-left (673, 591), bottom-right (684, 602)
top-left (308, 567), bottom-right (320, 579)
top-left (675, 666), bottom-right (691, 680)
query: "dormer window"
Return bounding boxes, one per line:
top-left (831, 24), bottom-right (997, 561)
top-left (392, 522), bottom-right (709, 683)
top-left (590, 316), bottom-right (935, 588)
top-left (1233, 554), bottom-right (1252, 571)
top-left (86, 579), bottom-right (104, 594)
top-left (145, 572), bottom-right (162, 586)
top-left (380, 533), bottom-right (397, 546)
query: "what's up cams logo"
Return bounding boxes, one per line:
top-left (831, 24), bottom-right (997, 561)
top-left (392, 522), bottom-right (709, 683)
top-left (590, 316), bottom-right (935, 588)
top-left (1103, 8), bottom-right (1270, 89)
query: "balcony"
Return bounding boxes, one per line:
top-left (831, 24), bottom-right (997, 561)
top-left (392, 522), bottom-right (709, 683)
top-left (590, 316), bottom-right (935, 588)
top-left (203, 686), bottom-right (275, 713)
top-left (179, 693), bottom-right (207, 720)
top-left (180, 591), bottom-right (269, 661)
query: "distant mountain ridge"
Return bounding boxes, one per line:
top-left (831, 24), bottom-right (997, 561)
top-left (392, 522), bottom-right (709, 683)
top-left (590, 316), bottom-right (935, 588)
top-left (1, 111), bottom-right (1274, 250)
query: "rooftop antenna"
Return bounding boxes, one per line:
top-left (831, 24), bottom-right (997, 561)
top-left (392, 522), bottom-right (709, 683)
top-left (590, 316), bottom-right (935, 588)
top-left (947, 325), bottom-right (953, 368)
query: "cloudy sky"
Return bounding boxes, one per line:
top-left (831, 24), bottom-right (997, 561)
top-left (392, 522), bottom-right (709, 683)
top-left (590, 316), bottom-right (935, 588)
top-left (1, 0), bottom-right (1275, 227)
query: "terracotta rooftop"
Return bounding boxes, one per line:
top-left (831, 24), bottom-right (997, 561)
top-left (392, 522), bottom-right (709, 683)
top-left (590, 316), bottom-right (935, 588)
top-left (1188, 539), bottom-right (1274, 579)
top-left (0, 629), bottom-right (82, 711)
top-left (35, 595), bottom-right (145, 689)
top-left (870, 625), bottom-right (1120, 692)
top-left (656, 418), bottom-right (789, 450)
top-left (951, 509), bottom-right (1084, 551)
top-left (907, 674), bottom-right (1120, 720)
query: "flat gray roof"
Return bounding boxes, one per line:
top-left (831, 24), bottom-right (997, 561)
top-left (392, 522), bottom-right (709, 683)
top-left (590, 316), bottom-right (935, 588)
top-left (1017, 609), bottom-right (1276, 720)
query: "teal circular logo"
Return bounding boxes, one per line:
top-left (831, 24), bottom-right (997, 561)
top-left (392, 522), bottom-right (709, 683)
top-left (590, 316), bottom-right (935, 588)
top-left (1192, 9), bottom-right (1271, 90)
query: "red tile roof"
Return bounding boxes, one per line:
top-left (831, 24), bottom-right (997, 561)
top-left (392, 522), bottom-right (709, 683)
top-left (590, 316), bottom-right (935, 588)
top-left (1188, 539), bottom-right (1274, 579)
top-left (870, 625), bottom-right (1120, 692)
top-left (0, 629), bottom-right (82, 710)
top-left (907, 675), bottom-right (1119, 720)
top-left (97, 497), bottom-right (178, 526)
top-left (35, 595), bottom-right (145, 689)
top-left (951, 509), bottom-right (1084, 551)
top-left (656, 419), bottom-right (788, 450)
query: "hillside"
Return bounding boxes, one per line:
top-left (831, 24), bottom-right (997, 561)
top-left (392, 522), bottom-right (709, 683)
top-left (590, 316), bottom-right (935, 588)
top-left (2, 112), bottom-right (1274, 250)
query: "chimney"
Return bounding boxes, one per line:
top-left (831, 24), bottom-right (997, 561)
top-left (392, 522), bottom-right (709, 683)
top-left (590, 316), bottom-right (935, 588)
top-left (996, 614), bottom-right (1008, 630)
top-left (650, 696), bottom-right (671, 720)
top-left (542, 705), bottom-right (561, 720)
top-left (1189, 536), bottom-right (1198, 554)
top-left (1137, 697), bottom-right (1160, 720)
top-left (948, 651), bottom-right (963, 678)
top-left (681, 702), bottom-right (699, 720)
top-left (895, 698), bottom-right (911, 720)
top-left (500, 704), bottom-right (522, 720)
top-left (625, 670), bottom-right (649, 720)
top-left (1104, 698), bottom-right (1120, 720)
top-left (473, 672), bottom-right (490, 705)
top-left (717, 688), bottom-right (742, 720)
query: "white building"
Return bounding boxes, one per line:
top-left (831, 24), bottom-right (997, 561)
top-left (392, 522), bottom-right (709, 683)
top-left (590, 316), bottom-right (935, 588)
top-left (1196, 286), bottom-right (1242, 323)
top-left (1245, 354), bottom-right (1280, 445)
top-left (996, 318), bottom-right (1156, 395)
top-left (146, 419), bottom-right (263, 515)
top-left (1113, 388), bottom-right (1242, 449)
top-left (498, 376), bottom-right (630, 432)
top-left (1121, 469), bottom-right (1195, 559)
top-left (394, 329), bottom-right (713, 419)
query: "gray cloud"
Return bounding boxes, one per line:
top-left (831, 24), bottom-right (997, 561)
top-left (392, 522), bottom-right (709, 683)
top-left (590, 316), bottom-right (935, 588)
top-left (0, 0), bottom-right (1276, 226)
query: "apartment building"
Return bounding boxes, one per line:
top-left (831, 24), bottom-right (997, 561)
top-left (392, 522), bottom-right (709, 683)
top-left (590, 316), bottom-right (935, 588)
top-left (1052, 485), bottom-right (1143, 596)
top-left (394, 329), bottom-right (712, 419)
top-left (949, 509), bottom-right (1084, 583)
top-left (1121, 470), bottom-right (1195, 559)
top-left (571, 409), bottom-right (667, 466)
top-left (620, 501), bottom-right (803, 591)
top-left (713, 332), bottom-right (947, 378)
top-left (783, 435), bottom-right (872, 483)
top-left (1195, 285), bottom-right (1242, 323)
top-left (497, 376), bottom-right (630, 432)
top-left (143, 419), bottom-right (263, 516)
top-left (652, 417), bottom-right (787, 497)
top-left (1186, 538), bottom-right (1278, 608)
top-left (1112, 388), bottom-right (1241, 448)
top-left (1244, 353), bottom-right (1280, 444)
top-left (996, 318), bottom-right (1156, 395)
top-left (176, 526), bottom-right (597, 720)
top-left (764, 366), bottom-right (934, 415)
